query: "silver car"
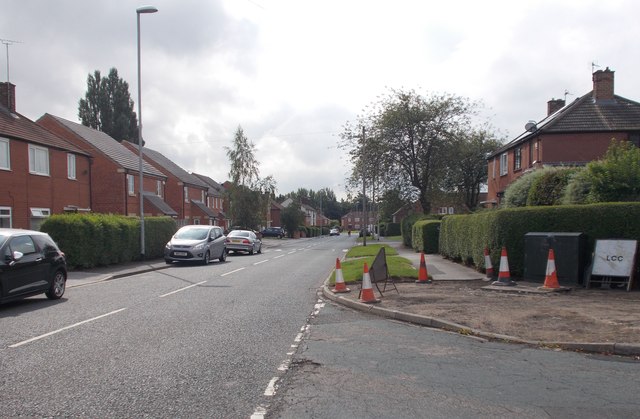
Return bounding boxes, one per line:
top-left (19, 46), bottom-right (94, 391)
top-left (164, 225), bottom-right (226, 265)
top-left (225, 230), bottom-right (262, 255)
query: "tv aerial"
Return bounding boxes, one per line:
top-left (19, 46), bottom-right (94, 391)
top-left (1, 38), bottom-right (22, 84)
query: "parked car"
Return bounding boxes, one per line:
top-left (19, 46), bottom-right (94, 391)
top-left (164, 225), bottom-right (226, 265)
top-left (329, 227), bottom-right (340, 236)
top-left (0, 228), bottom-right (67, 303)
top-left (261, 226), bottom-right (285, 238)
top-left (226, 230), bottom-right (262, 255)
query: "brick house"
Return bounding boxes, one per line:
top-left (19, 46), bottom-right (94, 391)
top-left (487, 68), bottom-right (640, 205)
top-left (37, 114), bottom-right (174, 217)
top-left (191, 173), bottom-right (230, 230)
top-left (0, 83), bottom-right (92, 229)
top-left (266, 200), bottom-right (284, 228)
top-left (121, 142), bottom-right (213, 226)
top-left (341, 210), bottom-right (378, 231)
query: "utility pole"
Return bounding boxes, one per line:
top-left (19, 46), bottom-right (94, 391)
top-left (362, 126), bottom-right (367, 247)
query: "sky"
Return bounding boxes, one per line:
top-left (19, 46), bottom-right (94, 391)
top-left (3, 0), bottom-right (640, 200)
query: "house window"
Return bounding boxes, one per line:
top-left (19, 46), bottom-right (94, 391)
top-left (67, 153), bottom-right (76, 179)
top-left (29, 144), bottom-right (49, 176)
top-left (184, 187), bottom-right (189, 202)
top-left (156, 180), bottom-right (163, 197)
top-left (0, 138), bottom-right (10, 170)
top-left (127, 174), bottom-right (135, 195)
top-left (514, 148), bottom-right (522, 171)
top-left (500, 152), bottom-right (508, 176)
top-left (30, 207), bottom-right (51, 230)
top-left (0, 207), bottom-right (11, 228)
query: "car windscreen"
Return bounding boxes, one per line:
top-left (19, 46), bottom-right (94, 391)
top-left (174, 228), bottom-right (208, 240)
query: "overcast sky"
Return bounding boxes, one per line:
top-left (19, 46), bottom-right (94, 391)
top-left (3, 0), bottom-right (640, 199)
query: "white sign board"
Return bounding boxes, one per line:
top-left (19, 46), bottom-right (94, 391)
top-left (591, 239), bottom-right (637, 277)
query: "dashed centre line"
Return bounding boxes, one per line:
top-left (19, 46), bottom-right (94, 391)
top-left (220, 267), bottom-right (246, 277)
top-left (159, 281), bottom-right (207, 298)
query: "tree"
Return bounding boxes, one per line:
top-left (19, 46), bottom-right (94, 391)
top-left (583, 139), bottom-right (640, 202)
top-left (341, 88), bottom-right (484, 214)
top-left (281, 201), bottom-right (306, 237)
top-left (226, 126), bottom-right (259, 187)
top-left (225, 126), bottom-right (278, 229)
top-left (78, 68), bottom-right (138, 143)
top-left (442, 129), bottom-right (503, 210)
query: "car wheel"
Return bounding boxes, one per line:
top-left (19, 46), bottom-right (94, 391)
top-left (249, 247), bottom-right (254, 255)
top-left (257, 244), bottom-right (262, 254)
top-left (219, 249), bottom-right (226, 262)
top-left (203, 251), bottom-right (210, 265)
top-left (45, 270), bottom-right (66, 300)
top-left (165, 259), bottom-right (173, 265)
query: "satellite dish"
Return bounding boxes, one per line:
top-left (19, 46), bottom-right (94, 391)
top-left (525, 120), bottom-right (537, 132)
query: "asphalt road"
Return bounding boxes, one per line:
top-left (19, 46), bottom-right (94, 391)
top-left (268, 299), bottom-right (640, 418)
top-left (0, 236), bottom-right (347, 418)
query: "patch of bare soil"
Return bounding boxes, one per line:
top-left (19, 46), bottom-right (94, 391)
top-left (370, 280), bottom-right (640, 344)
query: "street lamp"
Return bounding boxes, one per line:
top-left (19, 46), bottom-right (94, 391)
top-left (136, 5), bottom-right (157, 260)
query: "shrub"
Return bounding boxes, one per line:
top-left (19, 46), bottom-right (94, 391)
top-left (527, 167), bottom-right (578, 206)
top-left (412, 220), bottom-right (441, 253)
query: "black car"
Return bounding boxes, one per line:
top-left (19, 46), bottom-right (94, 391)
top-left (261, 227), bottom-right (285, 238)
top-left (0, 228), bottom-right (67, 303)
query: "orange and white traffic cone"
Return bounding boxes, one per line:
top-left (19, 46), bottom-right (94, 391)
top-left (492, 246), bottom-right (516, 286)
top-left (415, 252), bottom-right (432, 284)
top-left (359, 262), bottom-right (380, 303)
top-left (484, 247), bottom-right (494, 281)
top-left (332, 258), bottom-right (351, 293)
top-left (541, 249), bottom-right (560, 289)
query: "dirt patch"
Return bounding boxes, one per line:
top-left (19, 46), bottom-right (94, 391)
top-left (361, 280), bottom-right (640, 344)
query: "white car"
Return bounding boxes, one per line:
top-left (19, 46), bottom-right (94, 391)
top-left (329, 228), bottom-right (340, 236)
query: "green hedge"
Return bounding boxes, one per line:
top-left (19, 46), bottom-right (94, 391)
top-left (381, 222), bottom-right (401, 237)
top-left (401, 213), bottom-right (428, 246)
top-left (412, 220), bottom-right (441, 253)
top-left (439, 202), bottom-right (640, 276)
top-left (40, 214), bottom-right (176, 269)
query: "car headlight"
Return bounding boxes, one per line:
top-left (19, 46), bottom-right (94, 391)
top-left (165, 242), bottom-right (171, 250)
top-left (193, 243), bottom-right (205, 251)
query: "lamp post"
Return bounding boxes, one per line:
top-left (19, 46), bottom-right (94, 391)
top-left (136, 5), bottom-right (157, 260)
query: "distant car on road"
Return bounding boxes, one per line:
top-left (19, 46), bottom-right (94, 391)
top-left (329, 227), bottom-right (340, 236)
top-left (261, 226), bottom-right (285, 238)
top-left (164, 225), bottom-right (226, 265)
top-left (226, 230), bottom-right (262, 255)
top-left (0, 228), bottom-right (67, 303)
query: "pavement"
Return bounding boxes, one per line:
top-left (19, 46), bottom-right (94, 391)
top-left (66, 237), bottom-right (640, 357)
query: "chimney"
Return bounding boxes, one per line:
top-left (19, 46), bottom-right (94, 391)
top-left (547, 98), bottom-right (565, 115)
top-left (0, 82), bottom-right (16, 112)
top-left (592, 67), bottom-right (614, 101)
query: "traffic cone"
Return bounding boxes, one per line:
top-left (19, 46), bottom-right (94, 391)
top-left (541, 249), bottom-right (560, 289)
top-left (332, 258), bottom-right (351, 293)
top-left (415, 252), bottom-right (432, 284)
top-left (484, 247), bottom-right (494, 281)
top-left (359, 262), bottom-right (380, 303)
top-left (492, 247), bottom-right (516, 286)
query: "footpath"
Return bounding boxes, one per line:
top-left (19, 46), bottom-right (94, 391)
top-left (67, 238), bottom-right (640, 357)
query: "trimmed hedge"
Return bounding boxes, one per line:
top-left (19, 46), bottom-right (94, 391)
top-left (40, 213), bottom-right (176, 269)
top-left (439, 202), bottom-right (640, 276)
top-left (401, 213), bottom-right (429, 247)
top-left (412, 220), bottom-right (441, 254)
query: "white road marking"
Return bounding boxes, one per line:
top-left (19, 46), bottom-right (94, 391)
top-left (264, 377), bottom-right (278, 396)
top-left (159, 281), bottom-right (207, 298)
top-left (253, 259), bottom-right (268, 265)
top-left (9, 308), bottom-right (127, 348)
top-left (220, 267), bottom-right (245, 276)
top-left (273, 254), bottom-right (285, 259)
top-left (287, 250), bottom-right (296, 254)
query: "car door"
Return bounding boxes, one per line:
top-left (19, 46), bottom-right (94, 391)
top-left (208, 227), bottom-right (225, 258)
top-left (1, 234), bottom-right (48, 298)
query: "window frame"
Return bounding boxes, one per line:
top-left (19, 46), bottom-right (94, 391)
top-left (127, 174), bottom-right (135, 195)
top-left (67, 153), bottom-right (76, 179)
top-left (500, 152), bottom-right (508, 176)
top-left (0, 137), bottom-right (10, 170)
top-left (28, 144), bottom-right (50, 176)
top-left (514, 147), bottom-right (522, 171)
top-left (0, 206), bottom-right (12, 228)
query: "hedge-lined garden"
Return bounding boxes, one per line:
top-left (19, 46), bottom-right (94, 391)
top-left (438, 202), bottom-right (640, 277)
top-left (41, 213), bottom-right (177, 269)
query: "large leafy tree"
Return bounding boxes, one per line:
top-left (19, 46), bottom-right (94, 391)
top-left (341, 88), bottom-right (495, 214)
top-left (78, 68), bottom-right (138, 143)
top-left (225, 126), bottom-right (276, 229)
top-left (442, 128), bottom-right (503, 210)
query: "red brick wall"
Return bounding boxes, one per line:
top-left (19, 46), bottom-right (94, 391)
top-left (0, 139), bottom-right (91, 229)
